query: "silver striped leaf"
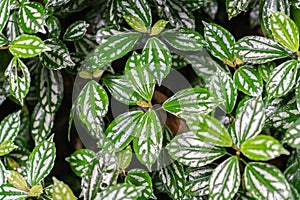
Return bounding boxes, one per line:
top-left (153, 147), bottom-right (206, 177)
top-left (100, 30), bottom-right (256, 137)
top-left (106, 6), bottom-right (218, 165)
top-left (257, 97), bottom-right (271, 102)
top-left (26, 140), bottom-right (56, 186)
top-left (6, 12), bottom-right (23, 42)
top-left (270, 11), bottom-right (299, 52)
top-left (296, 80), bottom-right (300, 112)
top-left (0, 110), bottom-right (21, 144)
top-left (0, 33), bottom-right (8, 46)
top-left (258, 62), bottom-right (275, 82)
top-left (104, 111), bottom-right (144, 151)
top-left (234, 36), bottom-right (290, 64)
top-left (226, 0), bottom-right (252, 19)
top-left (0, 161), bottom-right (6, 185)
top-left (210, 69), bottom-right (237, 113)
top-left (63, 20), bottom-right (89, 41)
top-left (241, 135), bottom-right (289, 161)
top-left (96, 183), bottom-right (140, 200)
top-left (283, 118), bottom-right (300, 149)
top-left (43, 0), bottom-right (71, 7)
top-left (57, 0), bottom-right (87, 14)
top-left (105, 0), bottom-right (123, 28)
top-left (0, 185), bottom-right (28, 200)
top-left (0, 140), bottom-right (17, 156)
top-left (74, 34), bottom-right (98, 56)
top-left (46, 16), bottom-right (61, 38)
top-left (52, 177), bottom-right (76, 200)
top-left (162, 88), bottom-right (219, 117)
top-left (244, 162), bottom-right (292, 200)
top-left (266, 60), bottom-right (297, 99)
top-left (0, 0), bottom-right (10, 32)
top-left (209, 156), bottom-right (240, 200)
top-left (142, 37), bottom-right (172, 85)
top-left (291, 184), bottom-right (300, 200)
top-left (95, 26), bottom-right (124, 45)
top-left (235, 98), bottom-right (266, 147)
top-left (133, 110), bottom-right (163, 169)
top-left (166, 131), bottom-right (226, 168)
top-left (233, 65), bottom-right (263, 97)
top-left (284, 161), bottom-right (300, 194)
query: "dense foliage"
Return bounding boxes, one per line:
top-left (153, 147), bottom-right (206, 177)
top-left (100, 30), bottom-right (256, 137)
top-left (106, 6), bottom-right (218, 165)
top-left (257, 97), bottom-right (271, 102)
top-left (1, 0), bottom-right (300, 199)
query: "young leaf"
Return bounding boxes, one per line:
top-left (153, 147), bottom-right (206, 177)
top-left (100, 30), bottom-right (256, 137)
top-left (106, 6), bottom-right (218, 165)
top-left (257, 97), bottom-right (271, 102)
top-left (66, 149), bottom-right (95, 177)
top-left (235, 98), bottom-right (266, 146)
top-left (133, 110), bottom-right (163, 168)
top-left (97, 183), bottom-right (140, 200)
top-left (142, 37), bottom-right (172, 85)
top-left (6, 170), bottom-right (28, 191)
top-left (162, 88), bottom-right (219, 117)
top-left (116, 145), bottom-right (132, 170)
top-left (19, 2), bottom-right (46, 34)
top-left (46, 16), bottom-right (61, 38)
top-left (244, 162), bottom-right (292, 199)
top-left (26, 140), bottom-right (56, 186)
top-left (0, 0), bottom-right (10, 32)
top-left (209, 156), bottom-right (240, 200)
top-left (203, 22), bottom-right (235, 66)
top-left (266, 60), bottom-right (297, 99)
top-left (52, 177), bottom-right (76, 200)
top-left (270, 11), bottom-right (299, 52)
top-left (151, 19), bottom-right (168, 35)
top-left (226, 0), bottom-right (251, 19)
top-left (0, 110), bottom-right (21, 144)
top-left (124, 15), bottom-right (147, 33)
top-left (63, 20), bottom-right (89, 41)
top-left (234, 36), bottom-right (290, 64)
top-left (0, 140), bottom-right (17, 156)
top-left (0, 185), bottom-right (28, 200)
top-left (241, 135), bottom-right (290, 161)
top-left (161, 28), bottom-right (207, 51)
top-left (210, 69), bottom-right (237, 113)
top-left (185, 114), bottom-right (232, 147)
top-left (9, 34), bottom-right (47, 58)
top-left (233, 66), bottom-right (263, 97)
top-left (283, 118), bottom-right (300, 148)
top-left (166, 131), bottom-right (226, 167)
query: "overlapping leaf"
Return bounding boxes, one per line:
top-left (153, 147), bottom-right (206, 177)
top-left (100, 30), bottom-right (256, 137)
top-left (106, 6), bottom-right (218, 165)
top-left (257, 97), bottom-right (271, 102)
top-left (258, 62), bottom-right (275, 82)
top-left (226, 0), bottom-right (251, 19)
top-left (97, 183), bottom-right (140, 200)
top-left (6, 170), bottom-right (28, 191)
top-left (283, 119), bottom-right (300, 148)
top-left (74, 34), bottom-right (98, 56)
top-left (52, 177), bottom-right (76, 200)
top-left (116, 145), bottom-right (132, 170)
top-left (0, 185), bottom-right (28, 200)
top-left (46, 16), bottom-right (61, 38)
top-left (66, 149), bottom-right (95, 177)
top-left (6, 13), bottom-right (23, 41)
top-left (0, 0), bottom-right (10, 32)
top-left (0, 33), bottom-right (8, 46)
top-left (296, 80), bottom-right (300, 112)
top-left (151, 19), bottom-right (168, 35)
top-left (0, 140), bottom-right (17, 156)
top-left (0, 110), bottom-right (21, 144)
top-left (63, 20), bottom-right (89, 41)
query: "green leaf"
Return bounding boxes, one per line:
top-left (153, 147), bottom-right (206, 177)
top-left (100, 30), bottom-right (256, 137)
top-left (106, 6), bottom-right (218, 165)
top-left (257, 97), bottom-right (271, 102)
top-left (283, 118), bottom-right (300, 148)
top-left (241, 135), bottom-right (289, 161)
top-left (26, 140), bottom-right (56, 186)
top-left (116, 145), bottom-right (132, 170)
top-left (266, 60), bottom-right (298, 99)
top-left (234, 66), bottom-right (263, 97)
top-left (162, 88), bottom-right (219, 117)
top-left (28, 184), bottom-right (43, 197)
top-left (6, 12), bottom-right (23, 42)
top-left (0, 110), bottom-right (21, 144)
top-left (209, 156), bottom-right (240, 200)
top-left (226, 0), bottom-right (251, 19)
top-left (124, 15), bottom-right (147, 33)
top-left (125, 169), bottom-right (155, 199)
top-left (9, 34), bottom-right (47, 58)
top-left (66, 149), bottom-right (95, 177)
top-left (234, 36), bottom-right (290, 64)
top-left (133, 110), bottom-right (163, 168)
top-left (161, 28), bottom-right (207, 51)
top-left (97, 183), bottom-right (140, 200)
top-left (0, 0), bottom-right (10, 32)
top-left (46, 16), bottom-right (61, 38)
top-left (0, 184), bottom-right (28, 199)
top-left (203, 22), bottom-right (235, 66)
top-left (52, 177), bottom-right (76, 200)
top-left (74, 34), bottom-right (98, 56)
top-left (284, 161), bottom-right (300, 192)
top-left (0, 161), bottom-right (6, 185)
top-left (185, 114), bottom-right (232, 147)
top-left (235, 98), bottom-right (266, 146)
top-left (258, 62), bottom-right (275, 82)
top-left (210, 69), bottom-right (237, 113)
top-left (6, 170), bottom-right (28, 191)
top-left (40, 38), bottom-right (75, 70)
top-left (151, 19), bottom-right (168, 35)
top-left (166, 131), bottom-right (226, 167)
top-left (0, 33), bottom-right (8, 46)
top-left (83, 32), bottom-right (142, 72)
top-left (244, 162), bottom-right (292, 199)
top-left (104, 111), bottom-right (144, 151)
top-left (19, 2), bottom-right (46, 34)
top-left (296, 80), bottom-right (300, 112)
top-left (270, 11), bottom-right (299, 52)
top-left (142, 37), bottom-right (172, 85)
top-left (0, 140), bottom-right (17, 156)
top-left (106, 0), bottom-right (123, 28)
top-left (63, 20), bottom-right (89, 41)
top-left (120, 0), bottom-right (152, 28)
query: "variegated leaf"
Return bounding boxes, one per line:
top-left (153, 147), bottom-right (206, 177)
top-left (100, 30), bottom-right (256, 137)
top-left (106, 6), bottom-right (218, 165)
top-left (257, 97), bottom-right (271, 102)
top-left (26, 140), bottom-right (56, 186)
top-left (19, 2), bottom-right (46, 34)
top-left (66, 149), bottom-right (95, 177)
top-left (0, 185), bottom-right (28, 200)
top-left (40, 38), bottom-right (75, 70)
top-left (226, 0), bottom-right (251, 19)
top-left (63, 20), bottom-right (89, 41)
top-left (270, 11), bottom-right (299, 52)
top-left (46, 16), bottom-right (61, 38)
top-left (9, 34), bottom-right (47, 58)
top-left (291, 184), bottom-right (300, 200)
top-left (0, 33), bottom-right (8, 46)
top-left (151, 19), bottom-right (168, 35)
top-left (283, 118), bottom-right (300, 148)
top-left (6, 170), bottom-right (28, 191)
top-left (160, 161), bottom-right (185, 200)
top-left (45, 0), bottom-right (71, 7)
top-left (258, 62), bottom-right (275, 82)
top-left (104, 111), bottom-right (144, 151)
top-left (125, 169), bottom-right (155, 199)
top-left (0, 161), bottom-right (6, 185)
top-left (0, 110), bottom-right (21, 144)
top-left (116, 145), bottom-right (132, 170)
top-left (241, 135), bottom-right (289, 160)
top-left (234, 66), bottom-right (263, 97)
top-left (171, 54), bottom-right (187, 70)
top-left (162, 88), bottom-right (219, 117)
top-left (284, 160), bottom-right (300, 193)
top-left (266, 60), bottom-right (297, 99)
top-left (296, 80), bottom-right (300, 112)
top-left (203, 22), bottom-right (235, 66)
top-left (166, 131), bottom-right (226, 167)
top-left (0, 0), bottom-right (10, 32)
top-left (120, 0), bottom-right (151, 28)
top-left (97, 183), bottom-right (140, 200)
top-left (95, 26), bottom-right (124, 45)
top-left (106, 0), bottom-right (123, 28)
top-left (244, 162), bottom-right (292, 200)
top-left (235, 98), bottom-right (266, 146)
top-left (210, 69), bottom-right (237, 113)
top-left (83, 32), bottom-right (142, 72)
top-left (52, 177), bottom-right (76, 200)
top-left (234, 36), bottom-right (290, 64)
top-left (6, 12), bottom-right (23, 42)
top-left (209, 156), bottom-right (240, 200)
top-left (74, 34), bottom-right (98, 56)
top-left (161, 28), bottom-right (207, 51)
top-left (124, 15), bottom-right (147, 33)
top-left (133, 110), bottom-right (163, 169)
top-left (186, 114), bottom-right (231, 147)
top-left (0, 140), bottom-right (17, 156)
top-left (142, 37), bottom-right (172, 85)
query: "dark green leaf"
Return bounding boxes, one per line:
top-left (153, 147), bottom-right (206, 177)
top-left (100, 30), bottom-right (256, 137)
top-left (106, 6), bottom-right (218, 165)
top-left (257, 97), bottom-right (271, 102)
top-left (63, 20), bottom-right (89, 41)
